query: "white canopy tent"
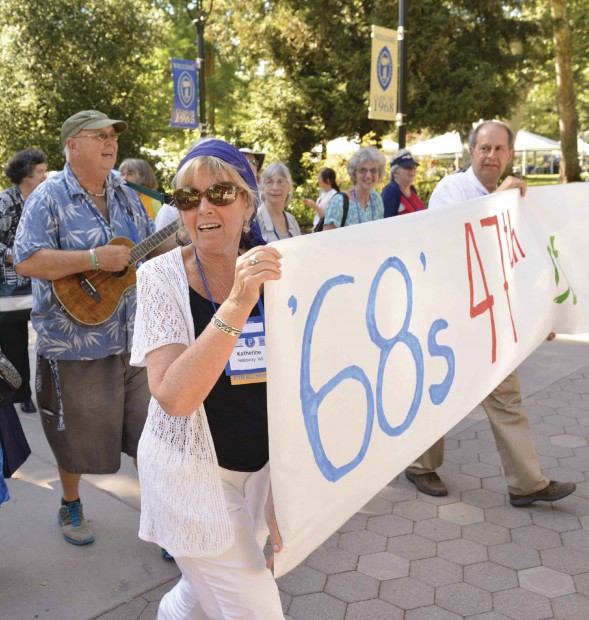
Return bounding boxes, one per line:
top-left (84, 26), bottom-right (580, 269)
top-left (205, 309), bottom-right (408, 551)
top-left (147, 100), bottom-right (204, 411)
top-left (407, 131), bottom-right (463, 169)
top-left (324, 137), bottom-right (360, 156)
top-left (317, 130), bottom-right (586, 176)
top-left (514, 129), bottom-right (589, 173)
top-left (313, 136), bottom-right (399, 158)
top-left (408, 131), bottom-right (463, 156)
top-left (382, 138), bottom-right (399, 155)
top-left (514, 129), bottom-right (559, 151)
top-left (514, 130), bottom-right (559, 174)
top-left (578, 137), bottom-right (589, 156)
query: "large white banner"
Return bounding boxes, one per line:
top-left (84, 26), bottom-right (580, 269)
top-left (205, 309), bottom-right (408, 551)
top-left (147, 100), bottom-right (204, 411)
top-left (265, 183), bottom-right (589, 577)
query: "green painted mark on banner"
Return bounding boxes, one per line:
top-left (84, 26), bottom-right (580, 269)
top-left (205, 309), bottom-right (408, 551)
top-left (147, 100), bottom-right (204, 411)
top-left (547, 236), bottom-right (577, 305)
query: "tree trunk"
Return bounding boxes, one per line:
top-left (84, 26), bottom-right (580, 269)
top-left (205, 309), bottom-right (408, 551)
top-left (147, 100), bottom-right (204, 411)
top-left (506, 87), bottom-right (530, 177)
top-left (551, 0), bottom-right (581, 182)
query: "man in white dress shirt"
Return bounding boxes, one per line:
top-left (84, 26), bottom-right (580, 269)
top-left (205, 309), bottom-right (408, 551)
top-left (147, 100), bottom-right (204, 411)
top-left (405, 120), bottom-right (575, 508)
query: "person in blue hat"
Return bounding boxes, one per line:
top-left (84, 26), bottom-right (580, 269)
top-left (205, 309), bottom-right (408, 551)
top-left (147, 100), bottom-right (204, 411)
top-left (382, 149), bottom-right (427, 217)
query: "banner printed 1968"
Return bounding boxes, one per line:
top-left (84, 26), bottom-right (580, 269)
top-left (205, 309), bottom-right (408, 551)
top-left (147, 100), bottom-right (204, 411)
top-left (169, 58), bottom-right (198, 129)
top-left (369, 25), bottom-right (398, 121)
top-left (265, 183), bottom-right (589, 577)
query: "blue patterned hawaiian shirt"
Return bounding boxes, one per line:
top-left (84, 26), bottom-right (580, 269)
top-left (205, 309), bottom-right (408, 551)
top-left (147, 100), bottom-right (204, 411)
top-left (13, 164), bottom-right (155, 361)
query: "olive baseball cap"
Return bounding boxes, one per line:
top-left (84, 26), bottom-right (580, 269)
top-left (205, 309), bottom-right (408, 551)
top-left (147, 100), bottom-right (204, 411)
top-left (61, 110), bottom-right (128, 147)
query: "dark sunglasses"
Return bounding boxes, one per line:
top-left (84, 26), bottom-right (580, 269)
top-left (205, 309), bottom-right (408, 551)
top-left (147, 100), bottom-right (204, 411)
top-left (173, 183), bottom-right (244, 211)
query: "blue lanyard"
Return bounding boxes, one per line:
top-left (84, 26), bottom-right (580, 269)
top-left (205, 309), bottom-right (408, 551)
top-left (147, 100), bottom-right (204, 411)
top-left (83, 195), bottom-right (111, 243)
top-left (194, 248), bottom-right (264, 318)
top-left (272, 213), bottom-right (293, 240)
top-left (352, 188), bottom-right (374, 222)
top-left (120, 199), bottom-right (139, 244)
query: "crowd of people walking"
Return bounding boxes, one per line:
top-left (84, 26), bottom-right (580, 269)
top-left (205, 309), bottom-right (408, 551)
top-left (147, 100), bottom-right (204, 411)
top-left (0, 112), bottom-right (577, 618)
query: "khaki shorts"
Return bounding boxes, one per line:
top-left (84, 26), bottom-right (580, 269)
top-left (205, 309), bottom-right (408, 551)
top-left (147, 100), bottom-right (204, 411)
top-left (37, 354), bottom-right (150, 474)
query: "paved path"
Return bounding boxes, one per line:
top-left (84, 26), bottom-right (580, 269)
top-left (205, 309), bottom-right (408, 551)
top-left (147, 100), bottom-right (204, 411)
top-left (2, 336), bottom-right (589, 619)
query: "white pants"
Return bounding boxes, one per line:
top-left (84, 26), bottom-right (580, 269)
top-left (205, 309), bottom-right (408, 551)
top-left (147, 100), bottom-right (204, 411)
top-left (158, 464), bottom-right (284, 620)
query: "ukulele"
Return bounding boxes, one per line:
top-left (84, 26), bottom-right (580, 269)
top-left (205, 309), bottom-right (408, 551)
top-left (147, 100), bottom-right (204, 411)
top-left (52, 219), bottom-right (179, 326)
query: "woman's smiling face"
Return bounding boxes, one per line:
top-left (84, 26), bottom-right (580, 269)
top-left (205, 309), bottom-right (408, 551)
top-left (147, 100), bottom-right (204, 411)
top-left (181, 166), bottom-right (252, 255)
top-left (354, 161), bottom-right (381, 191)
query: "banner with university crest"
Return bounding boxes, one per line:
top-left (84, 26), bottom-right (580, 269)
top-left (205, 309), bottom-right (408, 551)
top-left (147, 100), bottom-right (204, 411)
top-left (170, 58), bottom-right (198, 129)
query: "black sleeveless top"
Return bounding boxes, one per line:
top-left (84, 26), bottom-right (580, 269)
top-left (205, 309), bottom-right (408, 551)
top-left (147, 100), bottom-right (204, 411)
top-left (189, 288), bottom-right (268, 472)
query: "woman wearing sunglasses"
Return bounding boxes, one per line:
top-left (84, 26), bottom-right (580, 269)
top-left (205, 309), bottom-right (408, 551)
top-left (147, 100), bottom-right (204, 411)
top-left (131, 139), bottom-right (285, 619)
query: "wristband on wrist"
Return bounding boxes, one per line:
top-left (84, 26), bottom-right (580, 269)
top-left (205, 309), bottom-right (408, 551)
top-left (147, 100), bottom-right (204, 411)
top-left (211, 314), bottom-right (242, 337)
top-left (89, 248), bottom-right (99, 270)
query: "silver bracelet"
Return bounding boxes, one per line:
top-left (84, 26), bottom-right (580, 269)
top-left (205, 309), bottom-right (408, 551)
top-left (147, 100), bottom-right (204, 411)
top-left (211, 314), bottom-right (242, 337)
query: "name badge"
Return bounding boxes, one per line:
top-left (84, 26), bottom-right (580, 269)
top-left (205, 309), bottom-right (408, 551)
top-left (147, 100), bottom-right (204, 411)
top-left (225, 315), bottom-right (266, 385)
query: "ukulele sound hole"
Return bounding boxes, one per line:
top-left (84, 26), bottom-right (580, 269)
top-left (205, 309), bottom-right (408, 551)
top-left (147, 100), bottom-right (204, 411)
top-left (113, 267), bottom-right (129, 279)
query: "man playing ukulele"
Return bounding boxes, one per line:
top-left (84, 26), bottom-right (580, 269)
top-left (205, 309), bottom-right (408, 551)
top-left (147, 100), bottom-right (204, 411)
top-left (14, 110), bottom-right (155, 545)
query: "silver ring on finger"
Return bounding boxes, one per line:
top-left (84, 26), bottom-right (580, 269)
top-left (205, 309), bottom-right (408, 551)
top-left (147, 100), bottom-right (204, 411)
top-left (249, 255), bottom-right (259, 266)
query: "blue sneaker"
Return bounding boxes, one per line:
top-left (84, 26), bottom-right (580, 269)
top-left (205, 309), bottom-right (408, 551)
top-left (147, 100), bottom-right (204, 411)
top-left (57, 501), bottom-right (95, 545)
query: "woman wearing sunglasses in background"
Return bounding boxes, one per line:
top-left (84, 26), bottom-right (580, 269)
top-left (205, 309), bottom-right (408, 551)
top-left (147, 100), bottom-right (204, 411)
top-left (131, 140), bottom-right (285, 619)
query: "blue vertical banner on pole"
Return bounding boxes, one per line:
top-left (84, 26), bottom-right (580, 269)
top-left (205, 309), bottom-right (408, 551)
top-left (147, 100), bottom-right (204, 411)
top-left (170, 58), bottom-right (199, 129)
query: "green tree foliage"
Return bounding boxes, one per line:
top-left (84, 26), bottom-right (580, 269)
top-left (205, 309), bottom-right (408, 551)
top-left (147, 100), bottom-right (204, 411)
top-left (551, 0), bottom-right (580, 182)
top-left (0, 0), bottom-right (583, 192)
top-left (525, 0), bottom-right (588, 135)
top-left (201, 0), bottom-right (542, 181)
top-left (0, 0), bottom-right (167, 180)
top-left (406, 1), bottom-right (540, 136)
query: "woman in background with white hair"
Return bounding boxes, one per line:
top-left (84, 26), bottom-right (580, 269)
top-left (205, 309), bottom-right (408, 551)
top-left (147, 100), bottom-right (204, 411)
top-left (256, 163), bottom-right (301, 242)
top-left (323, 146), bottom-right (385, 230)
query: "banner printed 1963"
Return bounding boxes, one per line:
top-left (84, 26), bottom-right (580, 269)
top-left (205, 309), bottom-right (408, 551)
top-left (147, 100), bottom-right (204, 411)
top-left (169, 58), bottom-right (198, 129)
top-left (265, 183), bottom-right (589, 577)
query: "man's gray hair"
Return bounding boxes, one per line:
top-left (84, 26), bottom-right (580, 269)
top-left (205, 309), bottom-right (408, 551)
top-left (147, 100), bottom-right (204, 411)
top-left (469, 120), bottom-right (515, 150)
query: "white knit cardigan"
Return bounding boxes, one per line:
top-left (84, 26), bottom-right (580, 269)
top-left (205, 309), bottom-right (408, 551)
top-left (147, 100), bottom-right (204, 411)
top-left (131, 248), bottom-right (234, 557)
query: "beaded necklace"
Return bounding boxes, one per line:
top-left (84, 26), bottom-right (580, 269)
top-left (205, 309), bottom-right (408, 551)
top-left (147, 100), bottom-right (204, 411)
top-left (85, 186), bottom-right (106, 198)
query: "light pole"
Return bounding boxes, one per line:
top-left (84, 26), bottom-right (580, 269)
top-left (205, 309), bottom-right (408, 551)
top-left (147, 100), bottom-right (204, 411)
top-left (397, 0), bottom-right (407, 148)
top-left (186, 1), bottom-right (213, 135)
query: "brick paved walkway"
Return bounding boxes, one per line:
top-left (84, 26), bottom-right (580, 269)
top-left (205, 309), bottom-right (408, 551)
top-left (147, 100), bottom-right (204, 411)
top-left (3, 334), bottom-right (588, 619)
top-left (95, 358), bottom-right (589, 620)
